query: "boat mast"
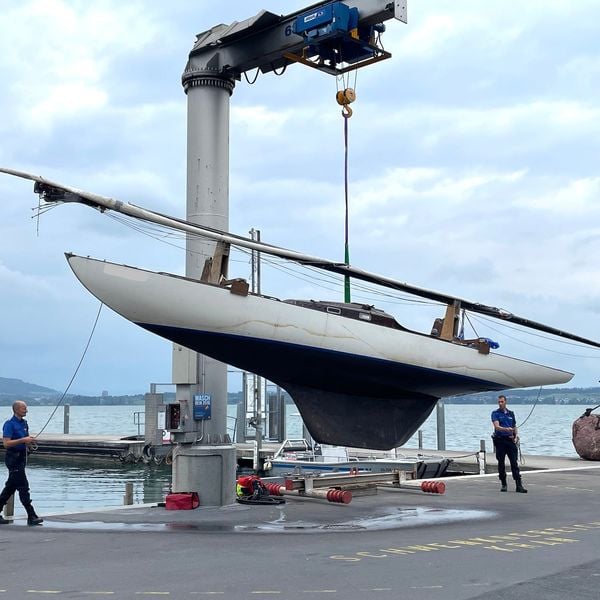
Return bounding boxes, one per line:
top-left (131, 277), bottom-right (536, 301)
top-left (12, 165), bottom-right (600, 351)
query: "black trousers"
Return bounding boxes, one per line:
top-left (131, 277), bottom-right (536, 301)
top-left (494, 437), bottom-right (522, 483)
top-left (0, 449), bottom-right (36, 517)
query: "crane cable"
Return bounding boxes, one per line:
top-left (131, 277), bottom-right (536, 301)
top-left (335, 70), bottom-right (357, 303)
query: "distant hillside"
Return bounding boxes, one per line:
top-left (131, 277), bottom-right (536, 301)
top-left (1, 376), bottom-right (599, 407)
top-left (0, 378), bottom-right (269, 406)
top-left (447, 387), bottom-right (600, 405)
top-left (0, 377), bottom-right (59, 399)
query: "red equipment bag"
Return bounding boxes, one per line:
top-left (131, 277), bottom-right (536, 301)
top-left (165, 492), bottom-right (200, 510)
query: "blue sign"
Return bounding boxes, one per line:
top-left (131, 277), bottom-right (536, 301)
top-left (193, 394), bottom-right (212, 420)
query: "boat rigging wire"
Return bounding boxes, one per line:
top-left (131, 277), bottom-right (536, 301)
top-left (107, 210), bottom-right (439, 308)
top-left (62, 206), bottom-right (600, 355)
top-left (35, 194), bottom-right (41, 236)
top-left (517, 386), bottom-right (543, 430)
top-left (108, 211), bottom-right (352, 297)
top-left (463, 312), bottom-right (480, 338)
top-left (32, 201), bottom-right (60, 218)
top-left (469, 313), bottom-right (600, 357)
top-left (514, 385), bottom-right (545, 464)
top-left (103, 208), bottom-right (600, 350)
top-left (4, 167), bottom-right (598, 350)
top-left (34, 302), bottom-right (104, 438)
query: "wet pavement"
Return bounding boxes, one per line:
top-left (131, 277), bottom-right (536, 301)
top-left (1, 465), bottom-right (599, 600)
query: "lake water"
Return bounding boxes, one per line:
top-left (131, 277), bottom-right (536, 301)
top-left (2, 402), bottom-right (593, 517)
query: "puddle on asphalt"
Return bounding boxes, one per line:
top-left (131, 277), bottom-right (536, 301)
top-left (236, 507), bottom-right (492, 533)
top-left (32, 506), bottom-right (493, 533)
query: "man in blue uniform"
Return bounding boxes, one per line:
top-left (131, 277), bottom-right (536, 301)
top-left (491, 395), bottom-right (527, 493)
top-left (0, 400), bottom-right (43, 525)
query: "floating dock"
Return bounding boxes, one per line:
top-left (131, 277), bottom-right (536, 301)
top-left (1, 433), bottom-right (585, 475)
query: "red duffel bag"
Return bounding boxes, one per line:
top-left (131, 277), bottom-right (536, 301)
top-left (165, 492), bottom-right (200, 510)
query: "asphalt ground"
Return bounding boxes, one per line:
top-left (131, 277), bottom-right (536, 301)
top-left (1, 466), bottom-right (599, 600)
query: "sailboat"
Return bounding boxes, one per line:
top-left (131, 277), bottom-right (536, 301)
top-left (2, 168), bottom-right (597, 449)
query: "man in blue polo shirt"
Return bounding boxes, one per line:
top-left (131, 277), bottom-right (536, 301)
top-left (0, 400), bottom-right (43, 525)
top-left (491, 394), bottom-right (527, 494)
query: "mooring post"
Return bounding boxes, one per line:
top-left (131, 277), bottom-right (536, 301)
top-left (479, 439), bottom-right (487, 474)
top-left (436, 400), bottom-right (446, 450)
top-left (63, 404), bottom-right (70, 434)
top-left (124, 482), bottom-right (134, 505)
top-left (418, 430), bottom-right (423, 450)
top-left (4, 494), bottom-right (14, 519)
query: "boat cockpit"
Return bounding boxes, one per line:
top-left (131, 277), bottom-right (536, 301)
top-left (283, 299), bottom-right (408, 330)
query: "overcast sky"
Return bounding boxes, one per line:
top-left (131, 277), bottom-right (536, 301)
top-left (1, 0), bottom-right (599, 396)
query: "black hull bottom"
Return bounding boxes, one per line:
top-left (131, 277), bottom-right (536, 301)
top-left (285, 384), bottom-right (438, 450)
top-left (142, 324), bottom-right (488, 450)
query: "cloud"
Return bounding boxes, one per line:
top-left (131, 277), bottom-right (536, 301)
top-left (23, 84), bottom-right (108, 132)
top-left (1, 0), bottom-right (599, 393)
top-left (2, 0), bottom-right (164, 135)
top-left (232, 105), bottom-right (293, 137)
top-left (516, 177), bottom-right (600, 214)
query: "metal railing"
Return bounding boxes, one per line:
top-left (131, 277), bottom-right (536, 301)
top-left (133, 411), bottom-right (144, 437)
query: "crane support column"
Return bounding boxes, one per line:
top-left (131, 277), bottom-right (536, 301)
top-left (170, 63), bottom-right (237, 506)
top-left (182, 64), bottom-right (235, 439)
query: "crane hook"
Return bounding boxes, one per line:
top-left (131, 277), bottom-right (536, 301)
top-left (336, 88), bottom-right (356, 118)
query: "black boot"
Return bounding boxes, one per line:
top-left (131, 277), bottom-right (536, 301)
top-left (26, 506), bottom-right (43, 526)
top-left (500, 479), bottom-right (507, 492)
top-left (515, 480), bottom-right (528, 494)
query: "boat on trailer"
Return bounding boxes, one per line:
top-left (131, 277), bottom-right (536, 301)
top-left (264, 439), bottom-right (453, 478)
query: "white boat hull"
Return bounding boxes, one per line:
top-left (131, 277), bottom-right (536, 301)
top-left (267, 458), bottom-right (452, 478)
top-left (66, 255), bottom-right (572, 449)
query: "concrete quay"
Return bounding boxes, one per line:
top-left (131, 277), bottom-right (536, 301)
top-left (1, 463), bottom-right (599, 600)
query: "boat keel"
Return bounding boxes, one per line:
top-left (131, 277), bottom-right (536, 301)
top-left (284, 383), bottom-right (438, 450)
